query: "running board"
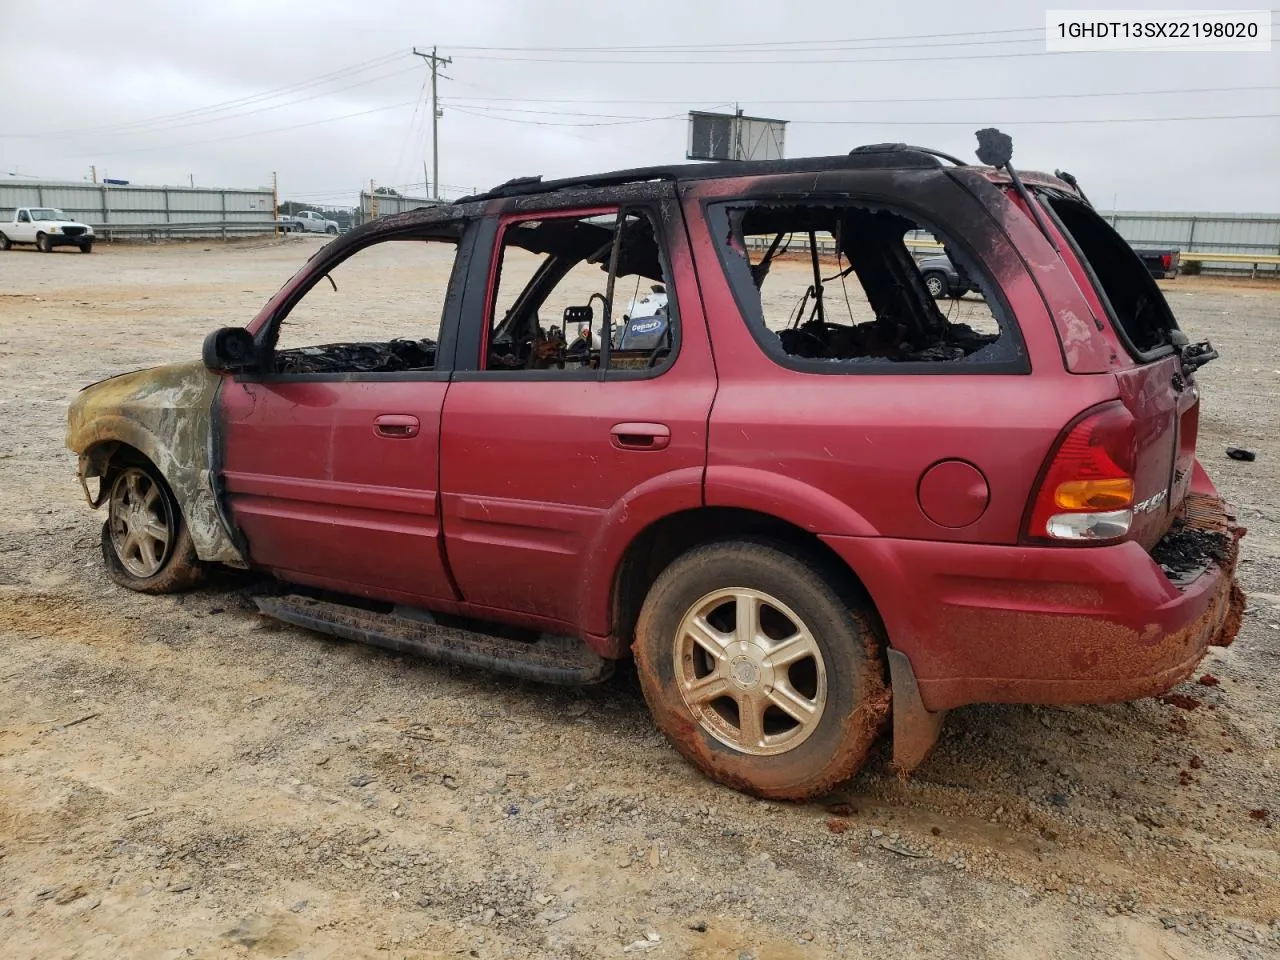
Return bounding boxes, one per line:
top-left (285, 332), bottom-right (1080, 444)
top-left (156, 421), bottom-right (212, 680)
top-left (254, 594), bottom-right (614, 686)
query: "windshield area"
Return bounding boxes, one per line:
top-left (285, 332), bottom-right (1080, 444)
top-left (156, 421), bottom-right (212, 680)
top-left (29, 209), bottom-right (68, 221)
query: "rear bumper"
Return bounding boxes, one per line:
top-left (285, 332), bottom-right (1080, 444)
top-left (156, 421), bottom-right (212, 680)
top-left (822, 488), bottom-right (1244, 713)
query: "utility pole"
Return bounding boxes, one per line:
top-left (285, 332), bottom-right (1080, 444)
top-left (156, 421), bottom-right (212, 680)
top-left (189, 173), bottom-right (194, 188)
top-left (412, 46), bottom-right (451, 201)
top-left (272, 171), bottom-right (279, 236)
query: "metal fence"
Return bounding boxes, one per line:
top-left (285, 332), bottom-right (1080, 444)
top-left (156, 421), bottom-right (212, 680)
top-left (0, 179), bottom-right (276, 239)
top-left (357, 190), bottom-right (440, 222)
top-left (1104, 211), bottom-right (1280, 275)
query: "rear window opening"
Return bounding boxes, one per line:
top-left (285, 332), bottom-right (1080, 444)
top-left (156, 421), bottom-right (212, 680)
top-left (714, 202), bottom-right (1024, 371)
top-left (1041, 195), bottom-right (1179, 357)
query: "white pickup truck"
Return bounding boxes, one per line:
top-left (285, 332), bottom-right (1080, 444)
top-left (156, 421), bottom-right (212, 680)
top-left (0, 207), bottom-right (96, 253)
top-left (288, 210), bottom-right (339, 234)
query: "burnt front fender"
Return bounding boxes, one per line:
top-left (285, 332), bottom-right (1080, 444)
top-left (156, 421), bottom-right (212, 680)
top-left (66, 361), bottom-right (246, 567)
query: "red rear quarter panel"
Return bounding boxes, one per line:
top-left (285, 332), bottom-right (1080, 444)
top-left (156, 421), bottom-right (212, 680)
top-left (682, 175), bottom-right (1114, 546)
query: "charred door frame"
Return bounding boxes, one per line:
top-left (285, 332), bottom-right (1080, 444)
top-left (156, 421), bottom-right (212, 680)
top-left (451, 182), bottom-right (684, 383)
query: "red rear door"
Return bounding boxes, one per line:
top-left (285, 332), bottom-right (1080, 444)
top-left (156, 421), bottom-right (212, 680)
top-left (438, 197), bottom-right (715, 635)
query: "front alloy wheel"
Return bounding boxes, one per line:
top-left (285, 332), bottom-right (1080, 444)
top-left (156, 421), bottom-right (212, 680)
top-left (108, 467), bottom-right (174, 578)
top-left (100, 461), bottom-right (204, 593)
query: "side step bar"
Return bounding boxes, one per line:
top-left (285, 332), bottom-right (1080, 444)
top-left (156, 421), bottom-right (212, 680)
top-left (255, 594), bottom-right (614, 686)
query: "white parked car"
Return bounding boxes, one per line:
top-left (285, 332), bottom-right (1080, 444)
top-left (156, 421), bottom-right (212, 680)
top-left (1, 207), bottom-right (96, 253)
top-left (290, 210), bottom-right (340, 234)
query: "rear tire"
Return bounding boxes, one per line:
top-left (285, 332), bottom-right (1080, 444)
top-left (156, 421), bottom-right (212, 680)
top-left (100, 461), bottom-right (205, 594)
top-left (923, 272), bottom-right (948, 299)
top-left (633, 540), bottom-right (889, 800)
top-left (36, 232), bottom-right (52, 253)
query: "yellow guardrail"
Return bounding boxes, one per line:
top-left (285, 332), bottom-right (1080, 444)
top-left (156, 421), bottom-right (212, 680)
top-left (1181, 252), bottom-right (1280, 279)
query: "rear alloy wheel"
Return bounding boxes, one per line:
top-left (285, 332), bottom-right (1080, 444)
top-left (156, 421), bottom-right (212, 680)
top-left (923, 272), bottom-right (947, 299)
top-left (36, 232), bottom-right (52, 253)
top-left (101, 463), bottom-right (204, 593)
top-left (634, 540), bottom-right (889, 800)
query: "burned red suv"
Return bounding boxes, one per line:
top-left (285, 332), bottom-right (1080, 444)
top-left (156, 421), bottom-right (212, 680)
top-left (67, 134), bottom-right (1244, 800)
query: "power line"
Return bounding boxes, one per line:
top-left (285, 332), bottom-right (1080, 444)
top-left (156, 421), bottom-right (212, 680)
top-left (1, 50), bottom-right (406, 139)
top-left (76, 98), bottom-right (420, 158)
top-left (444, 25), bottom-right (1048, 51)
top-left (449, 106), bottom-right (696, 128)
top-left (390, 67), bottom-right (432, 192)
top-left (444, 84), bottom-right (1280, 107)
top-left (31, 64), bottom-right (424, 143)
top-left (450, 44), bottom-right (1269, 64)
top-left (450, 105), bottom-right (1280, 129)
top-left (799, 113), bottom-right (1280, 126)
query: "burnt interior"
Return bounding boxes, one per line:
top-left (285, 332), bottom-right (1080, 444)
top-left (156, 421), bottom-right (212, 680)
top-left (488, 211), bottom-right (673, 372)
top-left (274, 338), bottom-right (437, 374)
top-left (722, 204), bottom-right (1013, 365)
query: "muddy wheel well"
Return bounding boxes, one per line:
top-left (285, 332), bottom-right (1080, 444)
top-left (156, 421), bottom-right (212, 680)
top-left (611, 507), bottom-right (887, 652)
top-left (81, 441), bottom-right (160, 504)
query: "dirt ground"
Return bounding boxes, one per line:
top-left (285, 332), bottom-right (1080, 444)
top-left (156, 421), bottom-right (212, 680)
top-left (0, 236), bottom-right (1277, 960)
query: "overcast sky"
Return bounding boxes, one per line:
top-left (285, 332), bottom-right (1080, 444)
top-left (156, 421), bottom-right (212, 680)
top-left (1, 0), bottom-right (1277, 211)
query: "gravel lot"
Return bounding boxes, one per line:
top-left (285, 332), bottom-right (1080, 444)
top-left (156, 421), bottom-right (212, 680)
top-left (1, 237), bottom-right (1277, 959)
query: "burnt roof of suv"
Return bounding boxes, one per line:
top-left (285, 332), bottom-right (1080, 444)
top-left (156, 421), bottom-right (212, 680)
top-left (455, 142), bottom-right (966, 203)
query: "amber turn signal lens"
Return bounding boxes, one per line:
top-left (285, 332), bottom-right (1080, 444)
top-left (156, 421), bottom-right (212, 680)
top-left (1054, 478), bottom-right (1134, 510)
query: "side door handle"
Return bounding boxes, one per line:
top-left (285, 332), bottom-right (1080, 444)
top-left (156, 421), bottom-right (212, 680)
top-left (610, 422), bottom-right (670, 451)
top-left (374, 414), bottom-right (420, 439)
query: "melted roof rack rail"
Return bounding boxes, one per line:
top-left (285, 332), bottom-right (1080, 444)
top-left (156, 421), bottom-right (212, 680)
top-left (456, 143), bottom-right (951, 204)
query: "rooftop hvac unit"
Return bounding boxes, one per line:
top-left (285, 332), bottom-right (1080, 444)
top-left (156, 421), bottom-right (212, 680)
top-left (686, 110), bottom-right (787, 162)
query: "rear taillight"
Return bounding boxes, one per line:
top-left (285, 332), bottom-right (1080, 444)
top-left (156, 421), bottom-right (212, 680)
top-left (1161, 254), bottom-right (1172, 269)
top-left (1026, 402), bottom-right (1137, 543)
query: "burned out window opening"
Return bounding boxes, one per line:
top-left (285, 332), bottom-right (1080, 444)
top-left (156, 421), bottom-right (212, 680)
top-left (713, 201), bottom-right (1026, 373)
top-left (483, 208), bottom-right (677, 375)
top-left (268, 231), bottom-right (462, 375)
top-left (1040, 193), bottom-right (1179, 358)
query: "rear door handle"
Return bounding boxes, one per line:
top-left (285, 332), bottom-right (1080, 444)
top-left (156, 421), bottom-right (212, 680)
top-left (610, 422), bottom-right (670, 451)
top-left (374, 414), bottom-right (420, 439)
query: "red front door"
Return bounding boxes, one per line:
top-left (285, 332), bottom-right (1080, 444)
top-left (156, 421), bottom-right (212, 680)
top-left (219, 378), bottom-right (456, 605)
top-left (217, 228), bottom-right (467, 606)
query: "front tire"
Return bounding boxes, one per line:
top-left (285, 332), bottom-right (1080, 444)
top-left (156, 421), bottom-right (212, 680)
top-left (0, 233), bottom-right (11, 251)
top-left (326, 225), bottom-right (338, 235)
top-left (633, 540), bottom-right (889, 800)
top-left (101, 462), bottom-right (205, 593)
top-left (79, 241), bottom-right (93, 254)
top-left (36, 233), bottom-right (52, 253)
